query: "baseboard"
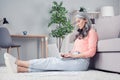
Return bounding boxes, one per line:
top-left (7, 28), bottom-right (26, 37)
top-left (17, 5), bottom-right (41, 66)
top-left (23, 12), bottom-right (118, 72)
top-left (90, 68), bottom-right (120, 74)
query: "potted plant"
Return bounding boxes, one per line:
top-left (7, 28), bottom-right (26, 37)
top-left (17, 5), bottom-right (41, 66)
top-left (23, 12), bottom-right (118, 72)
top-left (48, 1), bottom-right (74, 52)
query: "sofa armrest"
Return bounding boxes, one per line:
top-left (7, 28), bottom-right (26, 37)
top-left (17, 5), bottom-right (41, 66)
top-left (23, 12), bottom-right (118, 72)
top-left (97, 38), bottom-right (120, 52)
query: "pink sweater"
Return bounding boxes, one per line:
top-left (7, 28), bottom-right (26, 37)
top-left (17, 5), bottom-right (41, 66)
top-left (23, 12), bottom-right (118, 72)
top-left (71, 28), bottom-right (98, 58)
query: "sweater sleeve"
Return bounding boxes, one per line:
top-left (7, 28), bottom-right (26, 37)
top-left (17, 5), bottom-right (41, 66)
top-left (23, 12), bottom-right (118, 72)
top-left (83, 29), bottom-right (98, 58)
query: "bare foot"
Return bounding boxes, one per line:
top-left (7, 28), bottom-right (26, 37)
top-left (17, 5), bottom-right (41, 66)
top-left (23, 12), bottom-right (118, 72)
top-left (16, 59), bottom-right (29, 68)
top-left (17, 66), bottom-right (28, 73)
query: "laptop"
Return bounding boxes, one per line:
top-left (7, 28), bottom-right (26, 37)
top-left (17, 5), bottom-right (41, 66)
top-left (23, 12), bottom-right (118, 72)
top-left (48, 44), bottom-right (60, 58)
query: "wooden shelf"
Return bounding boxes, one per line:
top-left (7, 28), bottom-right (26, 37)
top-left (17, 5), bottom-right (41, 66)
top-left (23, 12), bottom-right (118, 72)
top-left (87, 12), bottom-right (100, 14)
top-left (70, 10), bottom-right (100, 15)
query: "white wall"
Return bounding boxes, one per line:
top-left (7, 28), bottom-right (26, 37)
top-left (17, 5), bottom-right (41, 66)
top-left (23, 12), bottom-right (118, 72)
top-left (113, 0), bottom-right (119, 15)
top-left (0, 0), bottom-right (119, 65)
top-left (119, 0), bottom-right (120, 14)
top-left (0, 0), bottom-right (119, 35)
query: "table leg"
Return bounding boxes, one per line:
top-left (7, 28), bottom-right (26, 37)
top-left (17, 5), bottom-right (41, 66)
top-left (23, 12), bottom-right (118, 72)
top-left (37, 39), bottom-right (40, 59)
top-left (45, 37), bottom-right (48, 58)
top-left (43, 38), bottom-right (45, 58)
top-left (40, 38), bottom-right (44, 58)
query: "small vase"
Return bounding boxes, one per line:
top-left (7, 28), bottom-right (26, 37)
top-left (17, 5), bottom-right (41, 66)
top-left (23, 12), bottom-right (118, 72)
top-left (23, 31), bottom-right (27, 35)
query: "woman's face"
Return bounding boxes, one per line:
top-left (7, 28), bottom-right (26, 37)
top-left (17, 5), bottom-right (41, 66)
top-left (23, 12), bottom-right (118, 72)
top-left (75, 18), bottom-right (87, 29)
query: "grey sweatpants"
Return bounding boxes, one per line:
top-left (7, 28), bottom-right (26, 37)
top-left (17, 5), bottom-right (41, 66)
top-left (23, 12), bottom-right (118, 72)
top-left (28, 55), bottom-right (90, 72)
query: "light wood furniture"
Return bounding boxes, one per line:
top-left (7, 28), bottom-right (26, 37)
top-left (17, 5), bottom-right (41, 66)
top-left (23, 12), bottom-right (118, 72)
top-left (11, 34), bottom-right (48, 58)
top-left (87, 11), bottom-right (100, 19)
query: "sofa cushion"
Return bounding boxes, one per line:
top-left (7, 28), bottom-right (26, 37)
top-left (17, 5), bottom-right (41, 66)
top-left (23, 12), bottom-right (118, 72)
top-left (95, 15), bottom-right (120, 40)
top-left (97, 38), bottom-right (120, 52)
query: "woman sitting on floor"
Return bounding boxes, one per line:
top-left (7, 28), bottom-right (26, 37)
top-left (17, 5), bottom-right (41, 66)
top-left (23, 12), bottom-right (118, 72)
top-left (4, 12), bottom-right (98, 73)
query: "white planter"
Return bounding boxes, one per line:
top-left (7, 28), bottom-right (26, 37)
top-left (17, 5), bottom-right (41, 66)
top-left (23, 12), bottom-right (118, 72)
top-left (56, 37), bottom-right (63, 52)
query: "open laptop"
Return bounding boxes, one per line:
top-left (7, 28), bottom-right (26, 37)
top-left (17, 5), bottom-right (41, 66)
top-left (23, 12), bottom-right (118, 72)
top-left (48, 44), bottom-right (60, 58)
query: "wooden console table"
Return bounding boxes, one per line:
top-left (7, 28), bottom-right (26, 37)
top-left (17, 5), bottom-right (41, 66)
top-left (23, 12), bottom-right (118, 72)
top-left (11, 34), bottom-right (48, 58)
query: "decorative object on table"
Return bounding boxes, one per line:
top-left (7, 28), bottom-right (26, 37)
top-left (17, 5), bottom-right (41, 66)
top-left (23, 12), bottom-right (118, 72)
top-left (23, 31), bottom-right (27, 35)
top-left (90, 18), bottom-right (95, 24)
top-left (101, 6), bottom-right (114, 17)
top-left (48, 1), bottom-right (74, 52)
top-left (79, 7), bottom-right (87, 12)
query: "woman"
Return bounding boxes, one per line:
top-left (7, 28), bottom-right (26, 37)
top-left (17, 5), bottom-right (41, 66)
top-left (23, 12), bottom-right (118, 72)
top-left (4, 12), bottom-right (98, 73)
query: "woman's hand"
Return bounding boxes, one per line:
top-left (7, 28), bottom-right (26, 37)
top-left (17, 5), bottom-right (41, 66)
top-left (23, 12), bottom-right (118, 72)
top-left (61, 52), bottom-right (87, 58)
top-left (61, 53), bottom-right (65, 57)
top-left (61, 53), bottom-right (74, 58)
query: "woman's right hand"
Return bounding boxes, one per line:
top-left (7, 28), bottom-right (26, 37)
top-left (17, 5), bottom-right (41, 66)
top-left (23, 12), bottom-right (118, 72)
top-left (61, 53), bottom-right (73, 58)
top-left (61, 53), bottom-right (65, 57)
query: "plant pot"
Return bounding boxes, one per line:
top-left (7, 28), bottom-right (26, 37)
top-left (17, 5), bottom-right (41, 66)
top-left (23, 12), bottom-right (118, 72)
top-left (56, 37), bottom-right (63, 52)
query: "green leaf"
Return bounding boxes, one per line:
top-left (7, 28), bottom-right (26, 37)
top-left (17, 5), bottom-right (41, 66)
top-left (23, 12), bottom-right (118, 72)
top-left (59, 2), bottom-right (63, 7)
top-left (53, 1), bottom-right (58, 6)
top-left (48, 1), bottom-right (74, 38)
top-left (48, 21), bottom-right (53, 27)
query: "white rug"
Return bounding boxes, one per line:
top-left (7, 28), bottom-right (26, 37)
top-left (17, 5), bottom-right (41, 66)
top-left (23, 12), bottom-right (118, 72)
top-left (0, 67), bottom-right (120, 80)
